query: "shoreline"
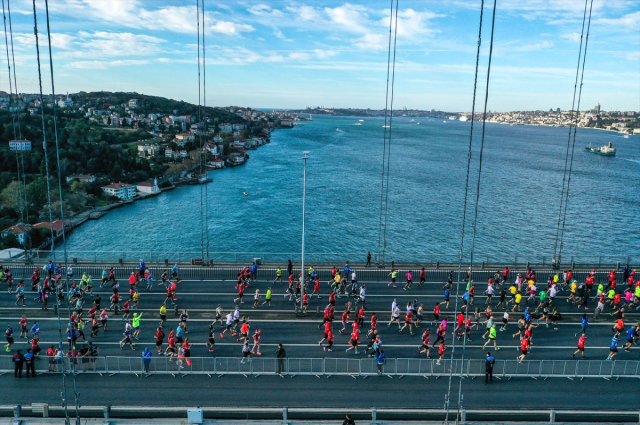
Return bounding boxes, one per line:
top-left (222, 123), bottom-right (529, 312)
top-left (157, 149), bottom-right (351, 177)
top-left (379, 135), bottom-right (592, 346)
top-left (59, 129), bottom-right (279, 237)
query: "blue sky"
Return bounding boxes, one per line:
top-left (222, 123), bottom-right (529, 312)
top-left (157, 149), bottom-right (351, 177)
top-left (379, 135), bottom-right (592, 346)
top-left (4, 0), bottom-right (639, 111)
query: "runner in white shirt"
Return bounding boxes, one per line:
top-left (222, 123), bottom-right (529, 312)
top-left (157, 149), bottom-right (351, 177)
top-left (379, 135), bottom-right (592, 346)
top-left (359, 285), bottom-right (366, 306)
top-left (220, 313), bottom-right (234, 338)
top-left (388, 306), bottom-right (401, 327)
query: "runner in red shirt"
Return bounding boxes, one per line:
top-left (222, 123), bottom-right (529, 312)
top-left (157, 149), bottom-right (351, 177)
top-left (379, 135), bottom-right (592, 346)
top-left (518, 337), bottom-right (530, 362)
top-left (311, 279), bottom-right (321, 298)
top-left (319, 321), bottom-right (331, 345)
top-left (433, 302), bottom-right (441, 324)
top-left (436, 342), bottom-right (446, 365)
top-left (19, 315), bottom-right (28, 339)
top-left (419, 329), bottom-right (431, 357)
top-left (339, 310), bottom-right (349, 334)
top-left (234, 284), bottom-right (245, 304)
top-left (573, 334), bottom-right (586, 359)
top-left (323, 329), bottom-right (334, 352)
top-left (346, 329), bottom-right (359, 354)
top-left (367, 313), bottom-right (377, 337)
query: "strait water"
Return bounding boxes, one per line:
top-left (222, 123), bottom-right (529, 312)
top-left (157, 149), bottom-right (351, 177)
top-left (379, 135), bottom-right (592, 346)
top-left (60, 116), bottom-right (640, 263)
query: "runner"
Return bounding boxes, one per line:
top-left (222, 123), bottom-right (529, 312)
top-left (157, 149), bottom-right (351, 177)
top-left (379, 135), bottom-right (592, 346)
top-left (207, 325), bottom-right (216, 352)
top-left (155, 327), bottom-right (165, 354)
top-left (164, 330), bottom-right (176, 360)
top-left (120, 327), bottom-right (136, 351)
top-left (388, 269), bottom-right (398, 288)
top-left (252, 289), bottom-right (261, 308)
top-left (399, 309), bottom-right (414, 335)
top-left (419, 329), bottom-right (431, 357)
top-left (159, 303), bottom-right (167, 328)
top-left (251, 329), bottom-right (262, 355)
top-left (418, 268), bottom-right (426, 287)
top-left (132, 312), bottom-right (143, 340)
top-left (345, 327), bottom-right (360, 354)
top-left (482, 325), bottom-right (499, 351)
top-left (573, 333), bottom-right (586, 359)
top-left (606, 335), bottom-right (620, 360)
top-left (403, 271), bottom-right (413, 290)
top-left (274, 267), bottom-right (282, 284)
top-left (436, 341), bottom-right (446, 365)
top-left (212, 305), bottom-right (224, 327)
top-left (241, 340), bottom-right (252, 364)
top-left (517, 335), bottom-right (529, 362)
top-left (263, 287), bottom-right (272, 306)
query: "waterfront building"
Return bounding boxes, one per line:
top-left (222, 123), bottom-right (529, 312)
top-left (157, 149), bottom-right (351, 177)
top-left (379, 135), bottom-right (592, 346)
top-left (101, 182), bottom-right (136, 200)
top-left (136, 179), bottom-right (160, 194)
top-left (0, 223), bottom-right (32, 245)
top-left (32, 220), bottom-right (69, 238)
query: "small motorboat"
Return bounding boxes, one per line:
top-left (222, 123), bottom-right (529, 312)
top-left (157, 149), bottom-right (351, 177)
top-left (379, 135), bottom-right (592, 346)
top-left (243, 192), bottom-right (248, 196)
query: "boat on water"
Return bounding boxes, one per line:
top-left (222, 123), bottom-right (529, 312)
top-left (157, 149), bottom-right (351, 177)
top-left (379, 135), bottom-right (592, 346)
top-left (336, 128), bottom-right (343, 132)
top-left (382, 125), bottom-right (390, 128)
top-left (243, 192), bottom-right (248, 196)
top-left (624, 134), bottom-right (629, 139)
top-left (416, 122), bottom-right (421, 125)
top-left (585, 142), bottom-right (616, 156)
top-left (359, 119), bottom-right (364, 122)
top-left (354, 123), bottom-right (362, 126)
top-left (410, 119), bottom-right (415, 122)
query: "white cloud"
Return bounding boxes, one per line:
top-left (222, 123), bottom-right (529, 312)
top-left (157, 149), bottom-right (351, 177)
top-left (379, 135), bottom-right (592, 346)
top-left (561, 33), bottom-right (582, 42)
top-left (594, 11), bottom-right (640, 28)
top-left (75, 32), bottom-right (166, 57)
top-left (247, 4), bottom-right (283, 17)
top-left (352, 34), bottom-right (387, 50)
top-left (210, 21), bottom-right (255, 35)
top-left (46, 0), bottom-right (252, 36)
top-left (66, 59), bottom-right (150, 69)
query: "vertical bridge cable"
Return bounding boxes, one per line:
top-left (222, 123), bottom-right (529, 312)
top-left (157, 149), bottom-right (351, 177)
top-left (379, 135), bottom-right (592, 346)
top-left (6, 0), bottom-right (28, 221)
top-left (43, 0), bottom-right (82, 422)
top-left (376, 0), bottom-right (395, 266)
top-left (197, 0), bottom-right (205, 261)
top-left (2, 0), bottom-right (24, 223)
top-left (201, 0), bottom-right (210, 262)
top-left (381, 0), bottom-right (399, 267)
top-left (31, 1), bottom-right (71, 423)
top-left (558, 0), bottom-right (593, 263)
top-left (552, 0), bottom-right (589, 266)
top-left (376, 0), bottom-right (399, 266)
top-left (460, 0), bottom-right (497, 417)
top-left (444, 0), bottom-right (485, 422)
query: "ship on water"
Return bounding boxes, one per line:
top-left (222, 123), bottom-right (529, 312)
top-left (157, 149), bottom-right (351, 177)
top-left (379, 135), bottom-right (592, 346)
top-left (585, 142), bottom-right (616, 156)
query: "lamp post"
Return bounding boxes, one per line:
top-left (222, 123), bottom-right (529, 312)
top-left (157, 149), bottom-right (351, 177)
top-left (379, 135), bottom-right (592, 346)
top-left (300, 151), bottom-right (309, 314)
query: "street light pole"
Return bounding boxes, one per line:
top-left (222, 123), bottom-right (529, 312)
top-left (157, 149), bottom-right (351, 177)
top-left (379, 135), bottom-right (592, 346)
top-left (300, 151), bottom-right (309, 314)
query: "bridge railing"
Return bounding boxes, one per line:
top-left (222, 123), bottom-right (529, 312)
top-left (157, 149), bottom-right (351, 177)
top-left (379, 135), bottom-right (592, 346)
top-left (3, 356), bottom-right (639, 379)
top-left (5, 249), bottom-right (638, 269)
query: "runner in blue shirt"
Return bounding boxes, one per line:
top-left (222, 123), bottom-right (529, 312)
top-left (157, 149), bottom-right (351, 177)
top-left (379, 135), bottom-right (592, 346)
top-left (624, 325), bottom-right (639, 352)
top-left (606, 336), bottom-right (620, 360)
top-left (443, 289), bottom-right (451, 309)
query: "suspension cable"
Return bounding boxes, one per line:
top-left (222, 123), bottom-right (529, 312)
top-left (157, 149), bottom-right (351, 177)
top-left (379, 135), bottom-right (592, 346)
top-left (197, 0), bottom-right (205, 261)
top-left (444, 0), bottom-right (485, 422)
top-left (2, 0), bottom-right (24, 223)
top-left (6, 0), bottom-right (27, 224)
top-left (201, 0), bottom-right (209, 262)
top-left (376, 0), bottom-right (395, 266)
top-left (31, 1), bottom-right (71, 423)
top-left (376, 0), bottom-right (398, 266)
top-left (552, 0), bottom-right (589, 266)
top-left (381, 0), bottom-right (399, 267)
top-left (558, 0), bottom-right (593, 263)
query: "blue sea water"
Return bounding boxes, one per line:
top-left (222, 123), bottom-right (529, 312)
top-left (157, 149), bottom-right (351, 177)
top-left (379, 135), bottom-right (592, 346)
top-left (60, 116), bottom-right (640, 263)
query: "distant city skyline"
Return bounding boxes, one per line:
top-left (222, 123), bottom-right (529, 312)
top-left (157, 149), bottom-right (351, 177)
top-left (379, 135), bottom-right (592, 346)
top-left (4, 0), bottom-right (639, 112)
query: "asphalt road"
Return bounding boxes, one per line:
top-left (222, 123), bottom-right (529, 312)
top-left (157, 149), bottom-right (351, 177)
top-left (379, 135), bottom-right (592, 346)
top-left (1, 272), bottom-right (639, 414)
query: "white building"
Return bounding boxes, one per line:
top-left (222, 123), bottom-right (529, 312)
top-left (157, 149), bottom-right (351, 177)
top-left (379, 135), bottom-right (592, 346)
top-left (176, 133), bottom-right (195, 142)
top-left (9, 140), bottom-right (32, 151)
top-left (129, 99), bottom-right (138, 108)
top-left (203, 143), bottom-right (218, 156)
top-left (232, 123), bottom-right (247, 130)
top-left (165, 148), bottom-right (174, 158)
top-left (208, 159), bottom-right (225, 169)
top-left (136, 179), bottom-right (160, 194)
top-left (101, 182), bottom-right (136, 200)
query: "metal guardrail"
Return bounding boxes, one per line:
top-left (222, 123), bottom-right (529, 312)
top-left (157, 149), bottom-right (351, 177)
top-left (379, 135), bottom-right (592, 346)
top-left (0, 264), bottom-right (628, 284)
top-left (2, 356), bottom-right (639, 379)
top-left (4, 249), bottom-right (638, 268)
top-left (5, 404), bottom-right (640, 423)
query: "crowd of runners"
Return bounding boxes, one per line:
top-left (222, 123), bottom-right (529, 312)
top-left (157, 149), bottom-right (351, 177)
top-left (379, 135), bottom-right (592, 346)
top-left (1, 260), bottom-right (639, 377)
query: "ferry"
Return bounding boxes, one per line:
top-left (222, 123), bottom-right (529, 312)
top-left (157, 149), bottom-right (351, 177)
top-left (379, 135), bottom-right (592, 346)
top-left (585, 142), bottom-right (616, 156)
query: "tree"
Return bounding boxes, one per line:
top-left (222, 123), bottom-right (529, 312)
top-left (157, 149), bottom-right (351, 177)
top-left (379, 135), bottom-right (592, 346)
top-left (29, 226), bottom-right (50, 247)
top-left (0, 181), bottom-right (23, 211)
top-left (110, 162), bottom-right (123, 180)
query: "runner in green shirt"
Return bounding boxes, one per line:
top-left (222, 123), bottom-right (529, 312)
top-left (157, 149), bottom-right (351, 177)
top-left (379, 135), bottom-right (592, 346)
top-left (132, 312), bottom-right (143, 340)
top-left (482, 325), bottom-right (499, 350)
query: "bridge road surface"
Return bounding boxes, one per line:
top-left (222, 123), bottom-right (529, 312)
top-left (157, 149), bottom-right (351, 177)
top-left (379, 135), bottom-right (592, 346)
top-left (1, 275), bottom-right (640, 413)
top-left (1, 276), bottom-right (638, 359)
